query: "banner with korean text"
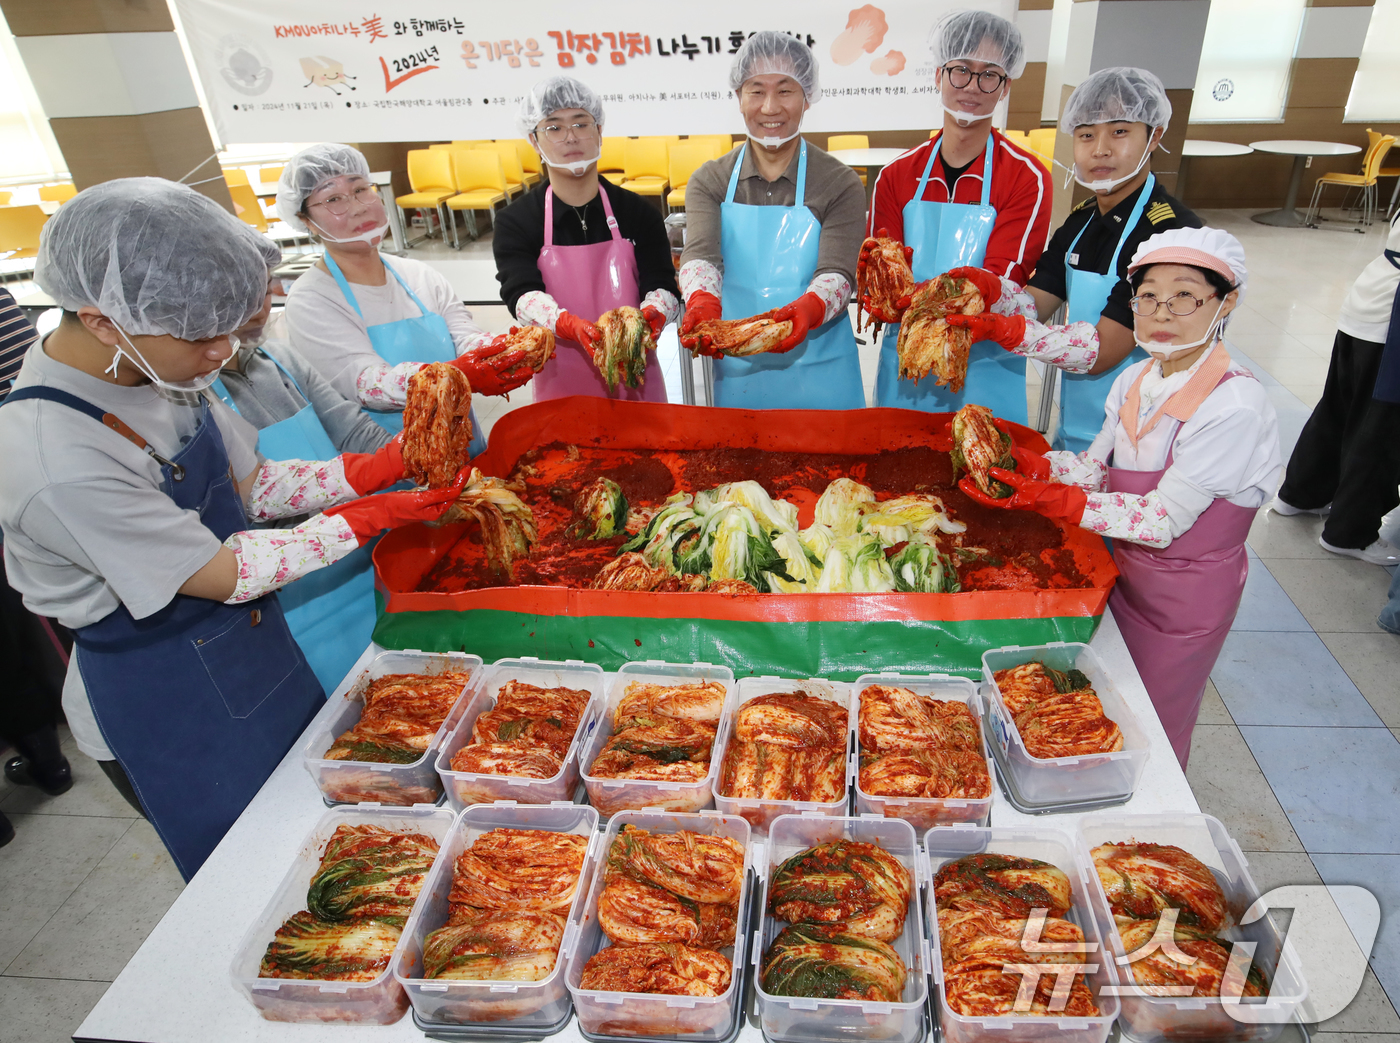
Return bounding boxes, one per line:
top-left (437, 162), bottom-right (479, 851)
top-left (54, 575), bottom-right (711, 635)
top-left (173, 0), bottom-right (1015, 143)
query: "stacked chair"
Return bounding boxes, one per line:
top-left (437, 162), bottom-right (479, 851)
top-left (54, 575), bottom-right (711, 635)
top-left (1305, 128), bottom-right (1396, 231)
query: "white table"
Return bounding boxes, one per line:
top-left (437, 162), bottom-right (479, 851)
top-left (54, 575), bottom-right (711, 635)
top-left (829, 147), bottom-right (910, 202)
top-left (370, 170), bottom-right (409, 256)
top-left (75, 607), bottom-right (1195, 1043)
top-left (1248, 140), bottom-right (1361, 227)
top-left (1176, 140), bottom-right (1254, 204)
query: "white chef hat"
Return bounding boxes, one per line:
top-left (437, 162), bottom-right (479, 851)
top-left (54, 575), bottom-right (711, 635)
top-left (1128, 226), bottom-right (1248, 300)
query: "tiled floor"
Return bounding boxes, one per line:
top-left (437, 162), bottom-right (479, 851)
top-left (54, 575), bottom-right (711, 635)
top-left (2, 208), bottom-right (1398, 1042)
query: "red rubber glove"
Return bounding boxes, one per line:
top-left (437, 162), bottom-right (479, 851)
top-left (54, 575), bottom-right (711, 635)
top-left (945, 266), bottom-right (1003, 308)
top-left (447, 337), bottom-right (534, 396)
top-left (325, 469), bottom-right (469, 546)
top-left (1009, 445), bottom-right (1051, 481)
top-left (858, 233), bottom-right (916, 323)
top-left (341, 433), bottom-right (406, 495)
top-left (679, 290), bottom-right (723, 355)
top-left (641, 305), bottom-right (667, 343)
top-left (555, 310), bottom-right (602, 353)
top-left (958, 468), bottom-right (1087, 524)
top-left (766, 292), bottom-right (827, 354)
top-left (945, 312), bottom-right (1027, 352)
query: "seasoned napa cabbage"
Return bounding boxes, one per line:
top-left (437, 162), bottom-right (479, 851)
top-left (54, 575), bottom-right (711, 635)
top-left (695, 480), bottom-right (799, 535)
top-left (422, 909), bottom-right (566, 981)
top-left (813, 477), bottom-right (876, 537)
top-left (860, 493), bottom-right (967, 546)
top-left (259, 911), bottom-right (401, 981)
top-left (306, 825), bottom-right (440, 924)
top-left (761, 923), bottom-right (906, 1002)
top-left (769, 839), bottom-right (912, 942)
top-left (889, 539), bottom-right (960, 593)
top-left (567, 477), bottom-right (629, 539)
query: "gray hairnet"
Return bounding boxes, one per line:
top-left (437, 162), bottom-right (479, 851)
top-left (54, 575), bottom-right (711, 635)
top-left (728, 31), bottom-right (821, 102)
top-left (254, 234), bottom-right (282, 271)
top-left (1062, 67), bottom-right (1172, 129)
top-left (276, 142), bottom-right (371, 233)
top-left (516, 76), bottom-right (606, 137)
top-left (34, 177), bottom-right (269, 341)
top-left (929, 10), bottom-right (1026, 80)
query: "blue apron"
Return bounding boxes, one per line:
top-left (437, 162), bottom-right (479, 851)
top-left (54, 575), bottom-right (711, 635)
top-left (875, 134), bottom-right (1026, 422)
top-left (324, 252), bottom-right (487, 455)
top-left (714, 141), bottom-right (864, 410)
top-left (212, 357), bottom-right (378, 696)
top-left (1053, 174), bottom-right (1155, 452)
top-left (4, 387), bottom-right (323, 880)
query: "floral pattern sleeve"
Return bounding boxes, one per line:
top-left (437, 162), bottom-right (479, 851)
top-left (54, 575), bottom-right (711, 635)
top-left (1080, 490), bottom-right (1172, 548)
top-left (641, 288), bottom-right (681, 324)
top-left (246, 458), bottom-right (360, 521)
top-left (807, 272), bottom-right (851, 323)
top-left (1011, 320), bottom-right (1100, 374)
top-left (355, 360), bottom-right (425, 408)
top-left (516, 290), bottom-right (562, 332)
top-left (991, 278), bottom-right (1039, 320)
top-left (1046, 450), bottom-right (1108, 492)
top-left (223, 513), bottom-right (360, 603)
top-left (679, 259), bottom-right (722, 302)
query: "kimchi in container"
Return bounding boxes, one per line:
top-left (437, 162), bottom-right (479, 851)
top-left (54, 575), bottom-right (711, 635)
top-left (563, 809), bottom-right (753, 1040)
top-left (924, 824), bottom-right (1120, 1043)
top-left (579, 659), bottom-right (736, 820)
top-left (230, 803), bottom-right (456, 1024)
top-left (394, 801), bottom-right (600, 1028)
top-left (301, 650), bottom-right (482, 806)
top-left (852, 671), bottom-right (995, 830)
top-left (1076, 814), bottom-right (1308, 1043)
top-left (755, 814), bottom-right (927, 1043)
top-left (434, 657), bottom-right (604, 811)
top-left (709, 676), bottom-right (855, 836)
top-left (981, 642), bottom-right (1150, 809)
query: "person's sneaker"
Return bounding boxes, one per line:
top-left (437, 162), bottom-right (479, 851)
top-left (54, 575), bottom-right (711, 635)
top-left (1272, 495), bottom-right (1330, 516)
top-left (1318, 535), bottom-right (1400, 566)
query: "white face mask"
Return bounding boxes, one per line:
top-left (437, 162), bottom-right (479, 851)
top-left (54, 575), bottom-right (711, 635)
top-left (1135, 297), bottom-right (1226, 361)
top-left (310, 218), bottom-right (389, 246)
top-left (936, 72), bottom-right (1007, 128)
top-left (538, 148), bottom-right (601, 177)
top-left (1068, 135), bottom-right (1157, 193)
top-left (106, 326), bottom-right (239, 394)
top-left (751, 111), bottom-right (804, 149)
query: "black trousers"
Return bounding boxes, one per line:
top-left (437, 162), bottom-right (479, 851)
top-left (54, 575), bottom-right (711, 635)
top-left (1278, 331), bottom-right (1400, 548)
top-left (0, 555), bottom-right (65, 745)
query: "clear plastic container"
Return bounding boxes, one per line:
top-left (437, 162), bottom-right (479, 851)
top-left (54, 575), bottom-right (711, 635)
top-left (434, 658), bottom-right (605, 811)
top-left (301, 650), bottom-right (482, 806)
top-left (1076, 814), bottom-right (1308, 1043)
top-left (579, 660), bottom-right (736, 819)
top-left (754, 814), bottom-right (926, 1043)
top-left (925, 824), bottom-right (1120, 1043)
top-left (563, 809), bottom-right (753, 1039)
top-left (230, 803), bottom-right (456, 1024)
top-left (851, 672), bottom-right (995, 830)
top-left (394, 801), bottom-right (600, 1027)
top-left (710, 677), bottom-right (853, 836)
top-left (981, 642), bottom-right (1150, 808)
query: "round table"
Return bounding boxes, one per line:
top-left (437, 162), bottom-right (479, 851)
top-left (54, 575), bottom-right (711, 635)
top-left (1176, 140), bottom-right (1253, 204)
top-left (829, 147), bottom-right (910, 202)
top-left (1248, 140), bottom-right (1361, 227)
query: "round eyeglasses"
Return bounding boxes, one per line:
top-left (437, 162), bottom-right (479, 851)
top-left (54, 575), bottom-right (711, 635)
top-left (537, 119), bottom-right (599, 142)
top-left (307, 183), bottom-right (380, 216)
top-left (1130, 291), bottom-right (1218, 317)
top-left (943, 64), bottom-right (1008, 94)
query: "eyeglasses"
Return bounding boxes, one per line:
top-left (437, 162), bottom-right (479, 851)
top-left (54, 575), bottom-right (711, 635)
top-left (943, 64), bottom-right (1007, 94)
top-left (1130, 291), bottom-right (1218, 317)
top-left (307, 183), bottom-right (380, 216)
top-left (536, 119), bottom-right (598, 142)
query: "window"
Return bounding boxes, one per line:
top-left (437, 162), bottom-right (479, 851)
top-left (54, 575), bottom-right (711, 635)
top-left (1346, 0), bottom-right (1400, 122)
top-left (0, 8), bottom-right (66, 182)
top-left (1188, 0), bottom-right (1307, 122)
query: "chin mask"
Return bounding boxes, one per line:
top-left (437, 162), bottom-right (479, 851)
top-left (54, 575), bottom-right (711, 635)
top-left (1067, 137), bottom-right (1159, 193)
top-left (107, 327), bottom-right (239, 394)
top-left (1135, 299), bottom-right (1226, 361)
top-left (310, 218), bottom-right (389, 246)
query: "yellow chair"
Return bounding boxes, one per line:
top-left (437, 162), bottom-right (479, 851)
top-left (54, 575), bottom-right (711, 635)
top-left (599, 137), bottom-right (627, 185)
top-left (0, 191), bottom-right (11, 206)
top-left (445, 150), bottom-right (508, 246)
top-left (665, 142), bottom-right (714, 212)
top-left (686, 134), bottom-right (731, 159)
top-left (259, 165), bottom-right (284, 184)
top-left (1305, 131), bottom-right (1396, 228)
top-left (621, 137), bottom-right (669, 197)
top-left (514, 140), bottom-right (543, 188)
top-left (228, 184), bottom-right (269, 232)
top-left (0, 205), bottom-right (50, 260)
top-left (827, 134), bottom-right (870, 186)
top-left (395, 149), bottom-right (457, 247)
top-left (222, 169), bottom-right (251, 189)
top-left (1025, 129), bottom-right (1056, 173)
top-left (474, 141), bottom-right (528, 198)
top-left (38, 182), bottom-right (78, 203)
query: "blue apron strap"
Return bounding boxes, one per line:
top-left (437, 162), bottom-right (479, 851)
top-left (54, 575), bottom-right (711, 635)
top-left (209, 376), bottom-right (240, 416)
top-left (321, 252), bottom-right (365, 320)
top-left (980, 134), bottom-right (994, 207)
top-left (915, 134), bottom-right (941, 201)
top-left (793, 140), bottom-right (808, 209)
top-left (262, 350), bottom-right (315, 403)
top-left (380, 256), bottom-right (436, 323)
top-left (725, 144), bottom-right (747, 204)
top-left (1065, 215), bottom-right (1093, 274)
top-left (1109, 173), bottom-right (1155, 272)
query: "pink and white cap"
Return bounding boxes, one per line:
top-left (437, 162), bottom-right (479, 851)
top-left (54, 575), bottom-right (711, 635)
top-left (1127, 226), bottom-right (1248, 300)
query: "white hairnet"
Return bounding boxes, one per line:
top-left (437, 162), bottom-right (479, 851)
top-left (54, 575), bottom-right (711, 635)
top-left (254, 235), bottom-right (282, 271)
top-left (929, 10), bottom-right (1026, 80)
top-left (516, 76), bottom-right (606, 137)
top-left (276, 142), bottom-right (371, 234)
top-left (1128, 226), bottom-right (1248, 301)
top-left (1063, 67), bottom-right (1172, 129)
top-left (728, 31), bottom-right (821, 102)
top-left (34, 177), bottom-right (269, 340)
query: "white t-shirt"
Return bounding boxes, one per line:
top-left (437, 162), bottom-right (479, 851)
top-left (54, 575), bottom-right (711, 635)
top-left (0, 338), bottom-right (260, 759)
top-left (1337, 211), bottom-right (1399, 344)
top-left (282, 255), bottom-right (489, 400)
top-left (1085, 344), bottom-right (1283, 529)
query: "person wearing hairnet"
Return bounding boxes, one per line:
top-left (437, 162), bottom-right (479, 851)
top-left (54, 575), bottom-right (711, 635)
top-left (494, 76), bottom-right (680, 401)
top-left (960, 228), bottom-right (1281, 767)
top-left (0, 179), bottom-right (469, 878)
top-left (679, 31), bottom-right (866, 409)
top-left (278, 143), bottom-right (533, 446)
top-left (211, 237), bottom-right (395, 692)
top-left (947, 67), bottom-right (1201, 453)
top-left (865, 9), bottom-right (1050, 420)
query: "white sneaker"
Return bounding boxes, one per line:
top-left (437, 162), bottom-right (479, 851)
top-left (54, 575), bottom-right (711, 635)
top-left (1272, 496), bottom-right (1330, 517)
top-left (1318, 535), bottom-right (1400, 566)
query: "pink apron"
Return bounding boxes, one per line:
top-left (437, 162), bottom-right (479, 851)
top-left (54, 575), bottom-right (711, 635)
top-left (1107, 355), bottom-right (1258, 769)
top-left (533, 186), bottom-right (667, 402)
